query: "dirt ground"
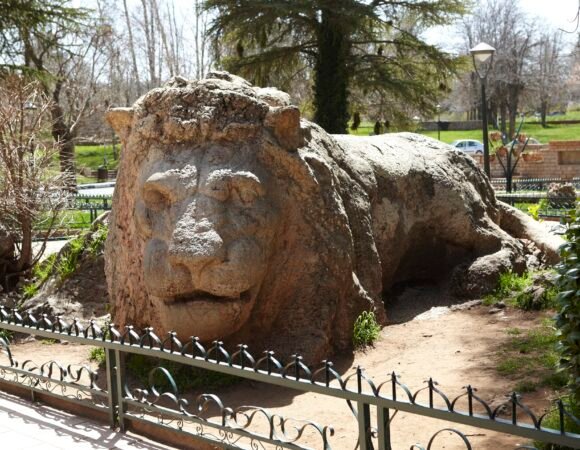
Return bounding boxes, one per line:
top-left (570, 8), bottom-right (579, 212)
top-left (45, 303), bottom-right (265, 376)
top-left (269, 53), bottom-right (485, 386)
top-left (2, 294), bottom-right (558, 450)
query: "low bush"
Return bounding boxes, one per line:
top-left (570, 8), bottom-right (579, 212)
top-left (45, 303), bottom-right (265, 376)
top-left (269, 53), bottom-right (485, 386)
top-left (353, 311), bottom-right (381, 348)
top-left (484, 270), bottom-right (558, 311)
top-left (88, 347), bottom-right (106, 365)
top-left (554, 208), bottom-right (580, 403)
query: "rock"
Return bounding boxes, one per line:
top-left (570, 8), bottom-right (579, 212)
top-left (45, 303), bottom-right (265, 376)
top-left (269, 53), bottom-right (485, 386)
top-left (21, 229), bottom-right (109, 319)
top-left (104, 72), bottom-right (563, 361)
top-left (547, 183), bottom-right (576, 209)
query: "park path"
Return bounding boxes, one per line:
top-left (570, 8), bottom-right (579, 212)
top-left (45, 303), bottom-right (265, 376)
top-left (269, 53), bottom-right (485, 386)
top-left (0, 390), bottom-right (173, 450)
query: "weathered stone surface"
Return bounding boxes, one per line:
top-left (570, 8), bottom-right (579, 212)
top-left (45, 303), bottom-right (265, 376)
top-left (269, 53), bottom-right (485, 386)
top-left (105, 72), bottom-right (562, 361)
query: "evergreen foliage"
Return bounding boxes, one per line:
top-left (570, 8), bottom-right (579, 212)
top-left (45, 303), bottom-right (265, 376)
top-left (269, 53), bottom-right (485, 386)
top-left (555, 207), bottom-right (580, 403)
top-left (206, 0), bottom-right (466, 133)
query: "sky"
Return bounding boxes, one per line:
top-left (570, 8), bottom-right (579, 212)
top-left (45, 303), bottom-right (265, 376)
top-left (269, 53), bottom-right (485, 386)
top-left (424, 0), bottom-right (580, 51)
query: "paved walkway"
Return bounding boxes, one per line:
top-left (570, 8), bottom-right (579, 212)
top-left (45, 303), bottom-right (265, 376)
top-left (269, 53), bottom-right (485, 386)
top-left (0, 391), bottom-right (173, 450)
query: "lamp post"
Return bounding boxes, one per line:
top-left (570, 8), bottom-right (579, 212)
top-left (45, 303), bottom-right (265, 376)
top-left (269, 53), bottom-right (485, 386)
top-left (470, 42), bottom-right (495, 177)
top-left (436, 104), bottom-right (441, 141)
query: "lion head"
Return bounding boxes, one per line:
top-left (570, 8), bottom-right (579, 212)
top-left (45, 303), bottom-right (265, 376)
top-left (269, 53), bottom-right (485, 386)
top-left (105, 72), bottom-right (381, 360)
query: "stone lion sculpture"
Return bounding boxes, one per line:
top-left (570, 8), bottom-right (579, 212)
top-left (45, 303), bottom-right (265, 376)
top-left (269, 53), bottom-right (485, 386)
top-left (105, 72), bottom-right (561, 361)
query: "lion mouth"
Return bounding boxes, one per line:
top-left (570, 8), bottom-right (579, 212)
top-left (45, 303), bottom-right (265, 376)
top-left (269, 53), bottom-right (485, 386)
top-left (167, 289), bottom-right (252, 304)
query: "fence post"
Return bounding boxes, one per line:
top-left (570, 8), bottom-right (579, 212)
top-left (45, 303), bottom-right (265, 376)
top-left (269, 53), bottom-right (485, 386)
top-left (105, 349), bottom-right (118, 428)
top-left (357, 400), bottom-right (374, 450)
top-left (377, 407), bottom-right (392, 450)
top-left (114, 349), bottom-right (127, 432)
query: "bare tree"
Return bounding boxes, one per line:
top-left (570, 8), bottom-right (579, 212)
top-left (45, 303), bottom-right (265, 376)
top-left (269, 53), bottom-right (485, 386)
top-left (122, 0), bottom-right (142, 96)
top-left (463, 0), bottom-right (536, 138)
top-left (529, 31), bottom-right (568, 127)
top-left (0, 76), bottom-right (68, 290)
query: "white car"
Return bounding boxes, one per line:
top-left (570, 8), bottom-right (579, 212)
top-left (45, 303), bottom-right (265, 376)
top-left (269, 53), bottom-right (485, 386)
top-left (451, 139), bottom-right (484, 155)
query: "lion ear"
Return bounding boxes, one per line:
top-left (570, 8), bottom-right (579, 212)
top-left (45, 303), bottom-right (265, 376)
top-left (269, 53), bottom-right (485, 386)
top-left (105, 107), bottom-right (134, 142)
top-left (265, 106), bottom-right (303, 151)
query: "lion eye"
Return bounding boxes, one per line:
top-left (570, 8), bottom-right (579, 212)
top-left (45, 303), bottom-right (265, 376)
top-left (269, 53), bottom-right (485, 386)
top-left (143, 185), bottom-right (172, 211)
top-left (231, 175), bottom-right (264, 205)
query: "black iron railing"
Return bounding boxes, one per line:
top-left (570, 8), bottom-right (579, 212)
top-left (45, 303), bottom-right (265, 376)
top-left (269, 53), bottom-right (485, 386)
top-left (0, 307), bottom-right (578, 449)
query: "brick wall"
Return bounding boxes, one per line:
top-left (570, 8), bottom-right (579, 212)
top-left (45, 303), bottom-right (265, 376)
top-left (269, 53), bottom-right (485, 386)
top-left (472, 141), bottom-right (580, 179)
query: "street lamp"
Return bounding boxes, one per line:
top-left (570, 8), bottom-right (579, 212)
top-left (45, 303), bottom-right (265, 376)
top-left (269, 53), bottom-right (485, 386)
top-left (470, 42), bottom-right (495, 177)
top-left (436, 104), bottom-right (441, 141)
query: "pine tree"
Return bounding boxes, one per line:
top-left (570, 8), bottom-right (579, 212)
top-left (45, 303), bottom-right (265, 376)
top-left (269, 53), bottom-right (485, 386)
top-left (206, 0), bottom-right (466, 133)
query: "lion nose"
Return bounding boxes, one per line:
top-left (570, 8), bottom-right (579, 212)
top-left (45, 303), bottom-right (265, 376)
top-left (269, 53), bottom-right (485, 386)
top-left (168, 227), bottom-right (226, 273)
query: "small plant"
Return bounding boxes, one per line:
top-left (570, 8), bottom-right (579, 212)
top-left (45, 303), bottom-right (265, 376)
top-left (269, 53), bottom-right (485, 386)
top-left (22, 283), bottom-right (38, 299)
top-left (56, 234), bottom-right (86, 281)
top-left (484, 270), bottom-right (557, 311)
top-left (89, 347), bottom-right (106, 365)
top-left (88, 224), bottom-right (108, 256)
top-left (528, 203), bottom-right (541, 221)
top-left (353, 311), bottom-right (381, 348)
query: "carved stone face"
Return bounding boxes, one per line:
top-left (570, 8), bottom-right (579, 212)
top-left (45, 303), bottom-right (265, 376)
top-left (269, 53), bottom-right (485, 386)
top-left (134, 143), bottom-right (280, 341)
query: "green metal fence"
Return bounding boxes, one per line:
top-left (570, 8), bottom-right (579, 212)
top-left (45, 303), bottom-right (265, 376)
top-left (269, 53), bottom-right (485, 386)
top-left (0, 309), bottom-right (578, 449)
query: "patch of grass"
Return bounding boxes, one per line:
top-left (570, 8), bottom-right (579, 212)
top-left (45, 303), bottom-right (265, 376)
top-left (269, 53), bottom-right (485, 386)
top-left (56, 234), bottom-right (86, 281)
top-left (514, 285), bottom-right (559, 311)
top-left (497, 322), bottom-right (562, 393)
top-left (75, 144), bottom-right (119, 171)
top-left (506, 327), bottom-right (522, 336)
top-left (485, 270), bottom-right (558, 311)
top-left (416, 122), bottom-right (580, 144)
top-left (88, 225), bottom-right (108, 256)
top-left (353, 310), bottom-right (382, 348)
top-left (22, 283), bottom-right (39, 299)
top-left (21, 253), bottom-right (58, 299)
top-left (126, 354), bottom-right (239, 392)
top-left (498, 271), bottom-right (533, 298)
top-left (514, 380), bottom-right (538, 393)
top-left (34, 253), bottom-right (57, 283)
top-left (89, 347), bottom-right (106, 365)
top-left (40, 338), bottom-right (57, 345)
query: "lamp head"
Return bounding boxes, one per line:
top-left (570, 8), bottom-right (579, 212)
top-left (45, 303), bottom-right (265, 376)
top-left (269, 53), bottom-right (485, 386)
top-left (470, 42), bottom-right (495, 78)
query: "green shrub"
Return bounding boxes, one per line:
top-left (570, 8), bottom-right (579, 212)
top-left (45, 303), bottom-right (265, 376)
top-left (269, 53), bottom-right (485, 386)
top-left (497, 270), bottom-right (532, 297)
top-left (514, 285), bottom-right (558, 311)
top-left (485, 270), bottom-right (558, 311)
top-left (89, 347), bottom-right (106, 365)
top-left (88, 224), bottom-right (108, 256)
top-left (56, 234), bottom-right (85, 281)
top-left (554, 208), bottom-right (580, 403)
top-left (534, 396), bottom-right (580, 449)
top-left (33, 253), bottom-right (57, 283)
top-left (353, 311), bottom-right (381, 348)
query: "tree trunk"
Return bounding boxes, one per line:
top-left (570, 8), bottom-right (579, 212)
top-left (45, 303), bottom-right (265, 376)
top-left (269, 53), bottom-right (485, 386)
top-left (50, 102), bottom-right (76, 185)
top-left (14, 217), bottom-right (32, 274)
top-left (313, 9), bottom-right (350, 134)
top-left (540, 100), bottom-right (548, 128)
top-left (499, 102), bottom-right (508, 137)
top-left (123, 0), bottom-right (141, 96)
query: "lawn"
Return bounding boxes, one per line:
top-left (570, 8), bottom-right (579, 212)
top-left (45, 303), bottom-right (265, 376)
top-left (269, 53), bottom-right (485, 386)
top-left (349, 121), bottom-right (580, 144)
top-left (75, 144), bottom-right (120, 172)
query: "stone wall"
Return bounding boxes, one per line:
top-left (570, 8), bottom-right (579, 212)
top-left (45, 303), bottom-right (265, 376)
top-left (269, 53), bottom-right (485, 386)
top-left (472, 141), bottom-right (580, 179)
